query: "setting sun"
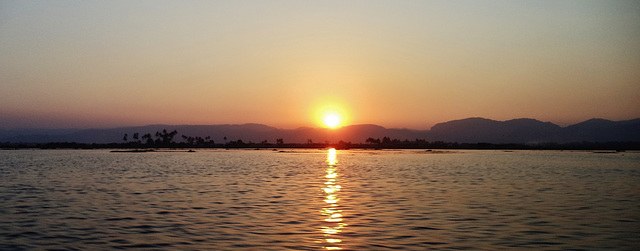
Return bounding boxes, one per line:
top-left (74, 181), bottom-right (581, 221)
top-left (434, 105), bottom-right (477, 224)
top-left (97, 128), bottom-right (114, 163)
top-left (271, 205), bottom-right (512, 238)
top-left (312, 101), bottom-right (351, 129)
top-left (323, 113), bottom-right (342, 128)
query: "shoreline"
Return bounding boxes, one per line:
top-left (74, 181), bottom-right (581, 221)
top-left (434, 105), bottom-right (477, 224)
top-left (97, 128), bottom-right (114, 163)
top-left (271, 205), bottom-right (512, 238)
top-left (2, 141), bottom-right (639, 151)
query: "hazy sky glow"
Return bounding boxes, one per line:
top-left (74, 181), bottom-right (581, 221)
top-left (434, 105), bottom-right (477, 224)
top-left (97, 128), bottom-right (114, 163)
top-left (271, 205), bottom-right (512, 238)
top-left (1, 0), bottom-right (639, 129)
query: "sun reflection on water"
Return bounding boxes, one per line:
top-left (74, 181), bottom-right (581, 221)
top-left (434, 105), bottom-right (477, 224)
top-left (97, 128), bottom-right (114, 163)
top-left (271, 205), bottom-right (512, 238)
top-left (320, 148), bottom-right (346, 250)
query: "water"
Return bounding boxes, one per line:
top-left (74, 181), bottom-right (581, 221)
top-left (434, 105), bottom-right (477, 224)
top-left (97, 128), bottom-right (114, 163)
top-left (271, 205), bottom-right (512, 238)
top-left (1, 149), bottom-right (639, 250)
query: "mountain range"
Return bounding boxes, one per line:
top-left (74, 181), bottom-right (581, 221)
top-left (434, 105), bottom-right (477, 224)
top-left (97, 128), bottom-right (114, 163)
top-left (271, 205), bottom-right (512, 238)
top-left (1, 117), bottom-right (639, 144)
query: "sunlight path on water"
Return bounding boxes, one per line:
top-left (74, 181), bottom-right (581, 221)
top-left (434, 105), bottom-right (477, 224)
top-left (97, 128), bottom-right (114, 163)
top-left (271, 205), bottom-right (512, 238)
top-left (317, 148), bottom-right (346, 250)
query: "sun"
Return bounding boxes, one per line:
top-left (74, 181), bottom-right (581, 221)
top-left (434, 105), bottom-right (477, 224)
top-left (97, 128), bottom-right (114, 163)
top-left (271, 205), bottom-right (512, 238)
top-left (312, 101), bottom-right (350, 129)
top-left (323, 113), bottom-right (342, 128)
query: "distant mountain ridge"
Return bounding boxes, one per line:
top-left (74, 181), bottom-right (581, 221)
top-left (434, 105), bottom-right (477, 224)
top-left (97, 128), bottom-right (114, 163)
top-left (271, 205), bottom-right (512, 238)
top-left (1, 117), bottom-right (639, 144)
top-left (429, 118), bottom-right (563, 144)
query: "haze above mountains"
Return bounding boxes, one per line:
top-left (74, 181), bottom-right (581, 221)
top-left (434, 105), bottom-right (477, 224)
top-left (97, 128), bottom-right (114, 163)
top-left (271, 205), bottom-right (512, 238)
top-left (1, 117), bottom-right (639, 145)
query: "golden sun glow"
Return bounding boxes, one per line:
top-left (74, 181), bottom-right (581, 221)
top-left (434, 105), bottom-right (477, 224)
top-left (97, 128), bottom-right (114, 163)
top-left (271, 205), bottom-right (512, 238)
top-left (311, 100), bottom-right (351, 129)
top-left (322, 113), bottom-right (342, 128)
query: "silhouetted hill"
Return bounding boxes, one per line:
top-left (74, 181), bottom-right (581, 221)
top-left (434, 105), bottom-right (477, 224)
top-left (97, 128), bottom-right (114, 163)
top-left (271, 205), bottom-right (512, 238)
top-left (428, 118), bottom-right (562, 144)
top-left (562, 118), bottom-right (640, 142)
top-left (1, 117), bottom-right (638, 144)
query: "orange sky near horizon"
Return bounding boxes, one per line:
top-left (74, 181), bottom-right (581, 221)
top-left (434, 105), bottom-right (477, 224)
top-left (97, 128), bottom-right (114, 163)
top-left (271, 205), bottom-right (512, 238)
top-left (1, 1), bottom-right (639, 129)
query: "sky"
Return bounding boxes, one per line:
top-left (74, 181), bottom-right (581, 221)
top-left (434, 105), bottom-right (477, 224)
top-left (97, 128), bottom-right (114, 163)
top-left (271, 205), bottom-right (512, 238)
top-left (1, 0), bottom-right (639, 129)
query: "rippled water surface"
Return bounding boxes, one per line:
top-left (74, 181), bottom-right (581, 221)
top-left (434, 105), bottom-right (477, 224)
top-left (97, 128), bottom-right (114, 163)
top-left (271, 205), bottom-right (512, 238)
top-left (1, 149), bottom-right (639, 250)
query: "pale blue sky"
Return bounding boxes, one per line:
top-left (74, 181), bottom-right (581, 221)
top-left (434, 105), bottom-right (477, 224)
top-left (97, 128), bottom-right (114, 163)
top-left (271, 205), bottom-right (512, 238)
top-left (1, 0), bottom-right (639, 129)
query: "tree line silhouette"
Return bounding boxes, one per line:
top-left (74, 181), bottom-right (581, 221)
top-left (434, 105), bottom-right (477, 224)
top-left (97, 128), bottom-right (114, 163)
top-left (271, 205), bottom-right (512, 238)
top-left (2, 128), bottom-right (638, 150)
top-left (121, 129), bottom-right (215, 147)
top-left (118, 129), bottom-right (288, 148)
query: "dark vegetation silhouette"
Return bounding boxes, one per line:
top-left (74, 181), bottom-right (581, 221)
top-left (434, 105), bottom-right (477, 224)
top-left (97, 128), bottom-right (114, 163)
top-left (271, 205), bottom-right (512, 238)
top-left (118, 129), bottom-right (215, 147)
top-left (2, 128), bottom-right (637, 150)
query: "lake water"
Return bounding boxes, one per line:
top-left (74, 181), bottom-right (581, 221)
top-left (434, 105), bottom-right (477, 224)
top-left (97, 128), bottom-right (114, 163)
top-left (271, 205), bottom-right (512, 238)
top-left (0, 149), bottom-right (638, 250)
